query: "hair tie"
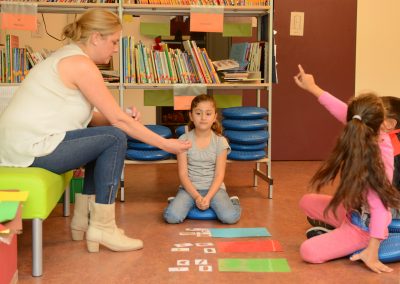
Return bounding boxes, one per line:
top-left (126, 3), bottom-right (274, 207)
top-left (352, 115), bottom-right (362, 121)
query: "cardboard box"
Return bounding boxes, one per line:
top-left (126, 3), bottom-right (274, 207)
top-left (0, 196), bottom-right (23, 284)
top-left (0, 234), bottom-right (18, 284)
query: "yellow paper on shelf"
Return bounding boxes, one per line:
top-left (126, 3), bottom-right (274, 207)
top-left (214, 94), bottom-right (243, 108)
top-left (0, 191), bottom-right (29, 202)
top-left (140, 15), bottom-right (170, 37)
top-left (140, 23), bottom-right (170, 37)
top-left (223, 23), bottom-right (252, 37)
top-left (144, 90), bottom-right (173, 106)
top-left (223, 17), bottom-right (253, 37)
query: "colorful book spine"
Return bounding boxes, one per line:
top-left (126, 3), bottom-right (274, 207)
top-left (182, 40), bottom-right (205, 83)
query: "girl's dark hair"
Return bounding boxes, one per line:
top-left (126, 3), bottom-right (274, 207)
top-left (381, 96), bottom-right (400, 129)
top-left (310, 93), bottom-right (400, 217)
top-left (187, 94), bottom-right (222, 135)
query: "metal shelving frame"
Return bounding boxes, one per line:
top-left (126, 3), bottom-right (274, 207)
top-left (0, 1), bottom-right (274, 199)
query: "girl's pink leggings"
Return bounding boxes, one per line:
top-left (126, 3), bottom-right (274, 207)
top-left (299, 193), bottom-right (370, 263)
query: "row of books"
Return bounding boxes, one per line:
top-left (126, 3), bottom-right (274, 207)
top-left (13, 1), bottom-right (117, 3)
top-left (133, 0), bottom-right (269, 5)
top-left (229, 41), bottom-right (264, 72)
top-left (0, 35), bottom-right (30, 84)
top-left (122, 37), bottom-right (221, 84)
top-left (25, 46), bottom-right (52, 67)
top-left (12, 0), bottom-right (268, 4)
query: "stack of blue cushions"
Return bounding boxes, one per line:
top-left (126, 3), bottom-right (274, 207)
top-left (222, 107), bottom-right (269, 161)
top-left (126, 125), bottom-right (172, 161)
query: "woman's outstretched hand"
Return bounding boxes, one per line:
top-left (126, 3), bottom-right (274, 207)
top-left (164, 139), bottom-right (192, 155)
top-left (293, 64), bottom-right (325, 98)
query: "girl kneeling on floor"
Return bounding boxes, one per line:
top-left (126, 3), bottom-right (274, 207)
top-left (164, 94), bottom-right (241, 224)
top-left (294, 65), bottom-right (400, 273)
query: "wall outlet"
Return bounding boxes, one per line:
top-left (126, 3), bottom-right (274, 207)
top-left (31, 19), bottom-right (44, 38)
top-left (290, 12), bottom-right (304, 36)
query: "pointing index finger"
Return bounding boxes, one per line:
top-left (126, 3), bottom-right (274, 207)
top-left (298, 64), bottom-right (305, 74)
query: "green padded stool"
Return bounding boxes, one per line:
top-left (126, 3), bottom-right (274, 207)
top-left (0, 167), bottom-right (73, 277)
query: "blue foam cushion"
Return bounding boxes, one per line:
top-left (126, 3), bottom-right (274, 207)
top-left (352, 213), bottom-right (400, 263)
top-left (353, 234), bottom-right (400, 263)
top-left (187, 207), bottom-right (217, 220)
top-left (350, 211), bottom-right (369, 232)
top-left (127, 125), bottom-right (172, 142)
top-left (222, 107), bottom-right (268, 119)
top-left (389, 219), bottom-right (400, 233)
top-left (175, 125), bottom-right (186, 137)
top-left (228, 150), bottom-right (266, 161)
top-left (230, 142), bottom-right (267, 151)
top-left (222, 119), bottom-right (268, 131)
top-left (224, 130), bottom-right (269, 145)
top-left (127, 141), bottom-right (159, 150)
top-left (126, 149), bottom-right (172, 161)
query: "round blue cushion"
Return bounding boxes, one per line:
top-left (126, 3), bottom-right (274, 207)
top-left (127, 125), bottom-right (172, 142)
top-left (187, 207), bottom-right (217, 220)
top-left (127, 141), bottom-right (159, 150)
top-left (353, 234), bottom-right (400, 263)
top-left (224, 130), bottom-right (269, 145)
top-left (222, 107), bottom-right (268, 119)
top-left (175, 125), bottom-right (186, 137)
top-left (389, 219), bottom-right (400, 233)
top-left (352, 213), bottom-right (400, 263)
top-left (222, 119), bottom-right (267, 131)
top-left (228, 150), bottom-right (266, 161)
top-left (126, 149), bottom-right (171, 161)
top-left (230, 142), bottom-right (267, 151)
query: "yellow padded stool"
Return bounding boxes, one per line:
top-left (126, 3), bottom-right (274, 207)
top-left (0, 167), bottom-right (73, 277)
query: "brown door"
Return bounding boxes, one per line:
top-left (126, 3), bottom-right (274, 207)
top-left (271, 0), bottom-right (357, 160)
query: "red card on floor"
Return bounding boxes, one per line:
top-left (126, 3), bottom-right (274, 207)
top-left (217, 240), bottom-right (283, 253)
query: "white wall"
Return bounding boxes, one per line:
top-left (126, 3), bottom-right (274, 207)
top-left (356, 0), bottom-right (400, 97)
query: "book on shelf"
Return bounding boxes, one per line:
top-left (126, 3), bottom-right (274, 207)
top-left (25, 45), bottom-right (52, 67)
top-left (182, 40), bottom-right (206, 83)
top-left (1, 35), bottom-right (30, 83)
top-left (221, 70), bottom-right (262, 83)
top-left (212, 59), bottom-right (240, 71)
top-left (229, 42), bottom-right (249, 70)
top-left (101, 70), bottom-right (119, 83)
top-left (120, 38), bottom-right (265, 85)
top-left (229, 41), bottom-right (265, 73)
top-left (132, 0), bottom-right (270, 6)
top-left (121, 36), bottom-right (136, 83)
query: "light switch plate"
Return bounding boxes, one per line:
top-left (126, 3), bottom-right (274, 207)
top-left (290, 12), bottom-right (304, 36)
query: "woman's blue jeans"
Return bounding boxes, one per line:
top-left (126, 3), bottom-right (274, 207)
top-left (30, 126), bottom-right (126, 204)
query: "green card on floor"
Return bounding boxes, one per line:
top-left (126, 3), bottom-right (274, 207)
top-left (218, 258), bottom-right (291, 272)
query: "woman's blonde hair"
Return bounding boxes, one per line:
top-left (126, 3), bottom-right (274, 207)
top-left (62, 9), bottom-right (121, 43)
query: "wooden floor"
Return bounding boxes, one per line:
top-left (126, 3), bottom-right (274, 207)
top-left (16, 161), bottom-right (400, 283)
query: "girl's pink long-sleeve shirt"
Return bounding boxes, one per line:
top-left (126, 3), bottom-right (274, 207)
top-left (318, 92), bottom-right (393, 240)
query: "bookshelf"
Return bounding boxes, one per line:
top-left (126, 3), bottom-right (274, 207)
top-left (0, 1), bottom-right (274, 199)
top-left (119, 2), bottom-right (274, 201)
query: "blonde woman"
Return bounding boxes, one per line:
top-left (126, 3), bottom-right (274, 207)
top-left (0, 9), bottom-right (191, 253)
